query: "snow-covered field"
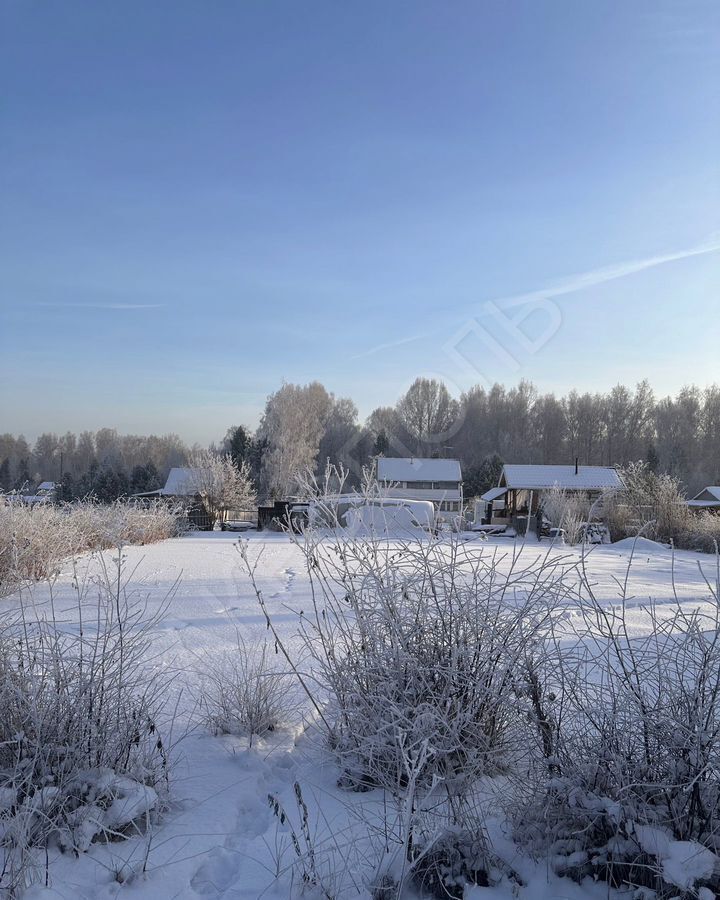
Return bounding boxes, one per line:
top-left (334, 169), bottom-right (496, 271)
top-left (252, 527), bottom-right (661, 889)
top-left (7, 531), bottom-right (719, 900)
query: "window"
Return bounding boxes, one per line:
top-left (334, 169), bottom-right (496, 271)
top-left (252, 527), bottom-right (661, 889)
top-left (406, 481), bottom-right (434, 490)
top-left (433, 481), bottom-right (460, 490)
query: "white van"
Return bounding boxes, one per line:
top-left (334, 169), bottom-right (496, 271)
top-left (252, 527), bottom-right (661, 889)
top-left (308, 495), bottom-right (435, 533)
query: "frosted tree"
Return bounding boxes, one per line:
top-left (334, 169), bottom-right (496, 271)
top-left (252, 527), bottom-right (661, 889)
top-left (189, 450), bottom-right (256, 525)
top-left (258, 381), bottom-right (357, 498)
top-left (396, 377), bottom-right (459, 455)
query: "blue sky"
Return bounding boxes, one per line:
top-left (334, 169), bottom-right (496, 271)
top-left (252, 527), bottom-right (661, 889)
top-left (1, 0), bottom-right (718, 443)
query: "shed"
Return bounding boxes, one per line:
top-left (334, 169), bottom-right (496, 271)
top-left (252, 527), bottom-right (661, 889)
top-left (481, 464), bottom-right (623, 530)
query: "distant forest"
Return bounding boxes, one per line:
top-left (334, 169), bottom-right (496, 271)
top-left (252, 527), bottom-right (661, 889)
top-left (2, 378), bottom-right (718, 501)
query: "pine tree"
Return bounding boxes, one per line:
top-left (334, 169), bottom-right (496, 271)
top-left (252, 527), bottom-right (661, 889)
top-left (0, 458), bottom-right (11, 492)
top-left (14, 458), bottom-right (31, 491)
top-left (372, 429), bottom-right (389, 457)
top-left (130, 461), bottom-right (160, 494)
top-left (646, 444), bottom-right (660, 473)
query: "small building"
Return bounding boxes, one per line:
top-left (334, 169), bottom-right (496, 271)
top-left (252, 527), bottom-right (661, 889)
top-left (481, 463), bottom-right (624, 531)
top-left (132, 467), bottom-right (215, 529)
top-left (376, 457), bottom-right (463, 514)
top-left (687, 486), bottom-right (720, 513)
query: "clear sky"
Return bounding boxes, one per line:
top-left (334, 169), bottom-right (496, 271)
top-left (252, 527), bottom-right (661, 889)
top-left (2, 0), bottom-right (718, 443)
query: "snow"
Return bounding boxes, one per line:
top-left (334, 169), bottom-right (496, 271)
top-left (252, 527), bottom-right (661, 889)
top-left (634, 825), bottom-right (719, 890)
top-left (611, 536), bottom-right (671, 553)
top-left (662, 841), bottom-right (718, 890)
top-left (501, 464), bottom-right (624, 491)
top-left (3, 531), bottom-right (719, 899)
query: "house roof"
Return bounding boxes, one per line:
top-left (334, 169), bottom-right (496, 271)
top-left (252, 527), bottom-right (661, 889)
top-left (688, 486), bottom-right (720, 504)
top-left (160, 467), bottom-right (208, 496)
top-left (500, 464), bottom-right (624, 491)
top-left (377, 457), bottom-right (462, 482)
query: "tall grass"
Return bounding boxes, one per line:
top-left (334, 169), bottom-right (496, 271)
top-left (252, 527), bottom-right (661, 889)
top-left (0, 551), bottom-right (178, 896)
top-left (0, 500), bottom-right (186, 593)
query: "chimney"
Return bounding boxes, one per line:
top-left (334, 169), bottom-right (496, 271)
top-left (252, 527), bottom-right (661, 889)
top-left (575, 457), bottom-right (579, 475)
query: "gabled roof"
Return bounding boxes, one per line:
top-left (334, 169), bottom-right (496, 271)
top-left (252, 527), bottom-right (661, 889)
top-left (689, 486), bottom-right (720, 502)
top-left (377, 457), bottom-right (462, 482)
top-left (500, 464), bottom-right (624, 491)
top-left (688, 486), bottom-right (720, 507)
top-left (160, 467), bottom-right (208, 496)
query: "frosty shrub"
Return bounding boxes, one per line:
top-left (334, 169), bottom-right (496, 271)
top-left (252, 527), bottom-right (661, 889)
top-left (675, 511), bottom-right (720, 555)
top-left (0, 499), bottom-right (186, 593)
top-left (0, 552), bottom-right (175, 894)
top-left (243, 466), bottom-right (577, 896)
top-left (514, 546), bottom-right (720, 896)
top-left (541, 485), bottom-right (591, 545)
top-left (603, 460), bottom-right (720, 552)
top-left (187, 450), bottom-right (256, 527)
top-left (199, 636), bottom-right (293, 744)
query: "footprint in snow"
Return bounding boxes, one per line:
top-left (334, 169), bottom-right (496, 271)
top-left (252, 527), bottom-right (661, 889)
top-left (190, 846), bottom-right (243, 896)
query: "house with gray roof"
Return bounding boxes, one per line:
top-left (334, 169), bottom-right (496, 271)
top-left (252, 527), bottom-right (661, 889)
top-left (480, 463), bottom-right (624, 531)
top-left (376, 457), bottom-right (463, 515)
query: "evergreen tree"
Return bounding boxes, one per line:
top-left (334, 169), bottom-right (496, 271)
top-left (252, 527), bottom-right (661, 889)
top-left (14, 458), bottom-right (31, 491)
top-left (55, 472), bottom-right (77, 502)
top-left (646, 444), bottom-right (660, 473)
top-left (224, 425), bottom-right (250, 468)
top-left (0, 458), bottom-right (10, 492)
top-left (372, 429), bottom-right (389, 457)
top-left (130, 461), bottom-right (161, 494)
top-left (463, 453), bottom-right (504, 499)
top-left (93, 467), bottom-right (130, 503)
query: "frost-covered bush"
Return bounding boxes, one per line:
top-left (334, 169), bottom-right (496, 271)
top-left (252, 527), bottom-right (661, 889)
top-left (675, 511), bottom-right (720, 554)
top-left (199, 637), bottom-right (292, 743)
top-left (243, 467), bottom-right (576, 895)
top-left (602, 460), bottom-right (720, 552)
top-left (514, 548), bottom-right (720, 896)
top-left (248, 521), bottom-right (567, 795)
top-left (0, 499), bottom-right (186, 593)
top-left (541, 485), bottom-right (591, 545)
top-left (0, 554), bottom-right (174, 894)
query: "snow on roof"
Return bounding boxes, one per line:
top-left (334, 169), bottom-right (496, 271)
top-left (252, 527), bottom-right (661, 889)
top-left (481, 487), bottom-right (507, 502)
top-left (500, 464), bottom-right (624, 491)
top-left (37, 481), bottom-right (56, 492)
top-left (377, 457), bottom-right (462, 482)
top-left (688, 486), bottom-right (720, 504)
top-left (161, 467), bottom-right (207, 496)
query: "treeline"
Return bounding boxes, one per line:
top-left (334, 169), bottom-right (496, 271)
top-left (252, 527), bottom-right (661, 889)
top-left (3, 378), bottom-right (719, 502)
top-left (0, 430), bottom-right (188, 500)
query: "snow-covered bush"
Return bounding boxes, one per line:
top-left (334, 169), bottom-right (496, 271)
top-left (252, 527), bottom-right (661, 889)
top-left (0, 553), bottom-right (175, 894)
top-left (243, 466), bottom-right (575, 894)
top-left (514, 547), bottom-right (720, 896)
top-left (0, 500), bottom-right (186, 593)
top-left (602, 460), bottom-right (720, 552)
top-left (541, 485), bottom-right (591, 545)
top-left (675, 511), bottom-right (720, 554)
top-left (199, 636), bottom-right (292, 744)
top-left (187, 450), bottom-right (256, 527)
